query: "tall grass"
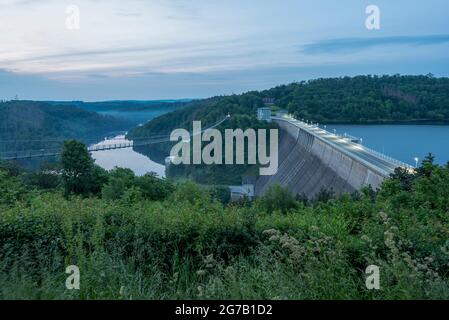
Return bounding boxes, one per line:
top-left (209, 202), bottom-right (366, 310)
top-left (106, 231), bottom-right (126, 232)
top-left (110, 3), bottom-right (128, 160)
top-left (1, 181), bottom-right (449, 299)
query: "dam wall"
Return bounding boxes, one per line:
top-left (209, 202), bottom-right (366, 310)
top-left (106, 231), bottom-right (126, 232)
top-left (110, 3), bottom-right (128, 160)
top-left (255, 118), bottom-right (387, 198)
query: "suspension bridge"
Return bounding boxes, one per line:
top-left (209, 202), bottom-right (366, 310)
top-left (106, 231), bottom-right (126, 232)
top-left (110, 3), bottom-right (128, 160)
top-left (0, 115), bottom-right (230, 161)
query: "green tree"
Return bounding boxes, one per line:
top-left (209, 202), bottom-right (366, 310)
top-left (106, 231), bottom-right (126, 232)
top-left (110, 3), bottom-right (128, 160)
top-left (416, 153), bottom-right (436, 178)
top-left (209, 186), bottom-right (231, 204)
top-left (257, 184), bottom-right (298, 214)
top-left (0, 170), bottom-right (26, 207)
top-left (136, 172), bottom-right (175, 201)
top-left (102, 167), bottom-right (136, 200)
top-left (389, 167), bottom-right (416, 191)
top-left (60, 140), bottom-right (106, 197)
top-left (313, 188), bottom-right (335, 203)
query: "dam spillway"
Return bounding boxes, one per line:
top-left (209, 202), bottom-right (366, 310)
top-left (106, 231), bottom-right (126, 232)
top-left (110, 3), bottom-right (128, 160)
top-left (255, 115), bottom-right (413, 198)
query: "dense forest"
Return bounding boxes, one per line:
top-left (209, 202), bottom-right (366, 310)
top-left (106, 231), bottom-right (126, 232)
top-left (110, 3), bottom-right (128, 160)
top-left (1, 142), bottom-right (449, 299)
top-left (0, 100), bottom-right (133, 157)
top-left (128, 74), bottom-right (449, 184)
top-left (130, 75), bottom-right (449, 138)
top-left (273, 74), bottom-right (449, 123)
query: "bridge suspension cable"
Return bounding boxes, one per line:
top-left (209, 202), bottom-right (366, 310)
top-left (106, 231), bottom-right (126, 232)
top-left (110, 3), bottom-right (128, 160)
top-left (0, 115), bottom-right (231, 161)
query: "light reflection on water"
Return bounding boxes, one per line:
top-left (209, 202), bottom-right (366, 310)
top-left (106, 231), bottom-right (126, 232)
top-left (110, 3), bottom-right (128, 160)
top-left (91, 135), bottom-right (165, 177)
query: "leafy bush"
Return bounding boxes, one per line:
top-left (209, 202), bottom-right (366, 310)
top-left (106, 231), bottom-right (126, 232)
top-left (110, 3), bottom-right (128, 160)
top-left (102, 168), bottom-right (136, 200)
top-left (1, 160), bottom-right (449, 299)
top-left (21, 162), bottom-right (61, 190)
top-left (0, 170), bottom-right (26, 207)
top-left (135, 173), bottom-right (175, 201)
top-left (102, 168), bottom-right (174, 201)
top-left (256, 184), bottom-right (298, 214)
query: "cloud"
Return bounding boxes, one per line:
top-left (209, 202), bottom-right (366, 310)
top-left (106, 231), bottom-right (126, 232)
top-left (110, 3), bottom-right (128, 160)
top-left (1, 1), bottom-right (449, 100)
top-left (302, 34), bottom-right (449, 55)
top-left (87, 74), bottom-right (110, 79)
top-left (2, 36), bottom-right (269, 76)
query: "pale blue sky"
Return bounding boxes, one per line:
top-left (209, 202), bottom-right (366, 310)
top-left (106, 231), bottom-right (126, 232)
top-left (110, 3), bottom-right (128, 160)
top-left (0, 0), bottom-right (448, 101)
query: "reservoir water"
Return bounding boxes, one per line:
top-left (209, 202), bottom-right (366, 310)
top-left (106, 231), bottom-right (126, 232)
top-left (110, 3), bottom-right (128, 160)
top-left (91, 135), bottom-right (166, 177)
top-left (90, 107), bottom-right (173, 176)
top-left (328, 124), bottom-right (449, 166)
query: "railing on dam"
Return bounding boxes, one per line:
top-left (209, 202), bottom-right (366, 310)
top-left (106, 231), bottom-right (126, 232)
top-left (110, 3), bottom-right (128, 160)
top-left (354, 143), bottom-right (412, 169)
top-left (274, 115), bottom-right (414, 174)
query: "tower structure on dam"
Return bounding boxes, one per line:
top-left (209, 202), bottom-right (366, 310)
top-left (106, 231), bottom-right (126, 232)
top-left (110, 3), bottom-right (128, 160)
top-left (255, 115), bottom-right (413, 199)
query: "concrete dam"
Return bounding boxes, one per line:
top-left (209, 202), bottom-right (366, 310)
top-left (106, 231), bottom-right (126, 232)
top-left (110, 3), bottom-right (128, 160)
top-left (255, 115), bottom-right (413, 198)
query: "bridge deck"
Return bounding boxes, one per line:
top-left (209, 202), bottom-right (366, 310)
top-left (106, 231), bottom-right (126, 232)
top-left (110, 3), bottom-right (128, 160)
top-left (1, 115), bottom-right (231, 161)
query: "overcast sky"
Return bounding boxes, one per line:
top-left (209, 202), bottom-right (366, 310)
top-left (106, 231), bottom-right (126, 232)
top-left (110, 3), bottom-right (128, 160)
top-left (1, 0), bottom-right (448, 101)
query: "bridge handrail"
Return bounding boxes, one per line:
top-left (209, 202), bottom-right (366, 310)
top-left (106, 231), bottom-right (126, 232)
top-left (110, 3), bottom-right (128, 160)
top-left (1, 115), bottom-right (231, 161)
top-left (275, 115), bottom-right (414, 174)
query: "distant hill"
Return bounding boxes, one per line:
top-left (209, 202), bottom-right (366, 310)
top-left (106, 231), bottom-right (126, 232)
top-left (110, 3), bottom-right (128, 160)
top-left (41, 100), bottom-right (192, 126)
top-left (43, 99), bottom-right (192, 112)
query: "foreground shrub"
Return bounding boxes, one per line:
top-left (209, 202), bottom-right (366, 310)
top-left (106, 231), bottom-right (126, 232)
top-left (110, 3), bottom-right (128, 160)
top-left (256, 184), bottom-right (298, 214)
top-left (1, 160), bottom-right (449, 299)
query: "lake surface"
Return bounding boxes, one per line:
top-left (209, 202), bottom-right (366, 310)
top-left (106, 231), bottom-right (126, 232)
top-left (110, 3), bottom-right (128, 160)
top-left (91, 135), bottom-right (165, 177)
top-left (90, 108), bottom-right (173, 176)
top-left (328, 124), bottom-right (449, 166)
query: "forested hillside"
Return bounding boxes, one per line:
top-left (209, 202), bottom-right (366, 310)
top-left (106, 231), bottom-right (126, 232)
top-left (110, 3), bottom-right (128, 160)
top-left (127, 96), bottom-right (277, 184)
top-left (127, 74), bottom-right (449, 184)
top-left (275, 74), bottom-right (449, 123)
top-left (0, 100), bottom-right (133, 153)
top-left (130, 75), bottom-right (449, 138)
